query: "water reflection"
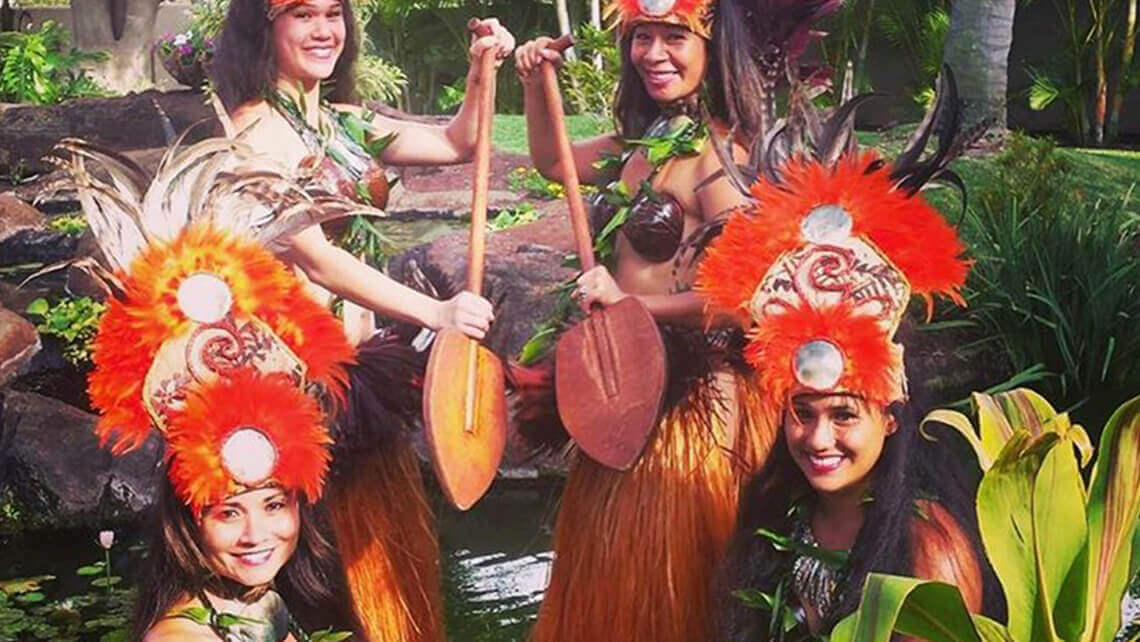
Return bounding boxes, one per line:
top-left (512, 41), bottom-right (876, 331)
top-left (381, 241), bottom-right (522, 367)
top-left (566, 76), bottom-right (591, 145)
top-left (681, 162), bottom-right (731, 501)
top-left (437, 479), bottom-right (560, 641)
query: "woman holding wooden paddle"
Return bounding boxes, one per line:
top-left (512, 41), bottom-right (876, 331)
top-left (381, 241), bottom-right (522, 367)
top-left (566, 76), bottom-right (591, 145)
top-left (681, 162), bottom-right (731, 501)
top-left (210, 2), bottom-right (514, 640)
top-left (513, 0), bottom-right (840, 639)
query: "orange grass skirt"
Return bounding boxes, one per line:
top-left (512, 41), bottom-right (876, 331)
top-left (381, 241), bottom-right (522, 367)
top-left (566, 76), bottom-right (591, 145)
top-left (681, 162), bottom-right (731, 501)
top-left (530, 373), bottom-right (773, 642)
top-left (328, 441), bottom-right (445, 642)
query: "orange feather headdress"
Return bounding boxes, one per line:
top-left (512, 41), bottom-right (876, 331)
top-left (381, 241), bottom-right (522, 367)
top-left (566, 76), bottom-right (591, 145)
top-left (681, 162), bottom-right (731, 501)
top-left (49, 137), bottom-right (382, 514)
top-left (605, 0), bottom-right (716, 38)
top-left (697, 69), bottom-right (980, 410)
top-left (267, 0), bottom-right (305, 20)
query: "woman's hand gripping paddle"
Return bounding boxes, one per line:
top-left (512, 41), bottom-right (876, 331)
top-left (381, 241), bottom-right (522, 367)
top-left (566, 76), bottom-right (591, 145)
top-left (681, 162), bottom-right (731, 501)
top-left (540, 37), bottom-right (667, 471)
top-left (423, 37), bottom-right (507, 510)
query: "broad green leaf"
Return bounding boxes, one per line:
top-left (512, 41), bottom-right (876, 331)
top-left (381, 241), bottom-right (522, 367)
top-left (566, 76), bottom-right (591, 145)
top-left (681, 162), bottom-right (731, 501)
top-left (846, 574), bottom-right (981, 642)
top-left (731, 588), bottom-right (798, 633)
top-left (1084, 396), bottom-right (1140, 642)
top-left (89, 576), bottom-right (122, 588)
top-left (0, 575), bottom-right (54, 595)
top-left (309, 629), bottom-right (354, 642)
top-left (830, 613), bottom-right (856, 642)
top-left (25, 298), bottom-right (48, 315)
top-left (977, 431), bottom-right (1059, 642)
top-left (922, 408), bottom-right (993, 470)
top-left (173, 606), bottom-right (211, 626)
top-left (1031, 439), bottom-right (1088, 640)
top-left (756, 528), bottom-right (849, 569)
top-left (971, 615), bottom-right (1015, 642)
top-left (75, 565), bottom-right (102, 576)
top-left (975, 393), bottom-right (1018, 463)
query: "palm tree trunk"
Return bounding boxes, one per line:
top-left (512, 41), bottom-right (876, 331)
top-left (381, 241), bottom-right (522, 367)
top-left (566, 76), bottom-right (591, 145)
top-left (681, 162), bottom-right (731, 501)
top-left (591, 0), bottom-right (602, 69)
top-left (1090, 0), bottom-right (1110, 145)
top-left (70, 0), bottom-right (160, 92)
top-left (1109, 0), bottom-right (1137, 140)
top-left (555, 0), bottom-right (576, 61)
top-left (942, 0), bottom-right (1017, 129)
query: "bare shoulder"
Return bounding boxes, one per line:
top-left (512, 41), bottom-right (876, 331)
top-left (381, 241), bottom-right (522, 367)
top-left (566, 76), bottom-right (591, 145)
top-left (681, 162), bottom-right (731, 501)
top-left (910, 500), bottom-right (984, 611)
top-left (690, 132), bottom-right (750, 220)
top-left (229, 99), bottom-right (274, 131)
top-left (142, 598), bottom-right (216, 642)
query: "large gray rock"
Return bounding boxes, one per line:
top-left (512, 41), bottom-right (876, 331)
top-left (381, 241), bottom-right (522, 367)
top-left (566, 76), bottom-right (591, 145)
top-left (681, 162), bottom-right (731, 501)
top-left (389, 202), bottom-right (576, 358)
top-left (0, 194), bottom-right (45, 242)
top-left (0, 89), bottom-right (219, 175)
top-left (0, 308), bottom-right (39, 389)
top-left (0, 391), bottom-right (159, 531)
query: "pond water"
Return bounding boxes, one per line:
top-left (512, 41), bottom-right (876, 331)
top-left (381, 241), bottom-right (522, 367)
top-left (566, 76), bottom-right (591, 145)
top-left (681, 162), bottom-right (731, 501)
top-left (0, 215), bottom-right (562, 640)
top-left (0, 479), bottom-right (561, 641)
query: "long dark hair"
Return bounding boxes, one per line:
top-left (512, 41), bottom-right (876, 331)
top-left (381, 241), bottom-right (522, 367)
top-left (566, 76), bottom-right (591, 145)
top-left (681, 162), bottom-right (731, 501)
top-left (614, 0), bottom-right (769, 140)
top-left (210, 0), bottom-right (360, 112)
top-left (715, 328), bottom-right (1006, 640)
top-left (130, 473), bottom-right (354, 641)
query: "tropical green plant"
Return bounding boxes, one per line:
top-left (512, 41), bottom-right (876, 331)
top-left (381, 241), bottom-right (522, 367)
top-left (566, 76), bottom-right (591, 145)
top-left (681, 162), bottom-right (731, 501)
top-left (25, 297), bottom-right (106, 366)
top-left (189, 0), bottom-right (231, 40)
top-left (508, 166), bottom-right (566, 200)
top-left (435, 76), bottom-right (466, 113)
top-left (47, 213), bottom-right (87, 236)
top-left (0, 538), bottom-right (136, 641)
top-left (1022, 0), bottom-right (1139, 145)
top-left (561, 21), bottom-right (620, 118)
top-left (875, 1), bottom-right (950, 106)
top-left (0, 21), bottom-right (108, 104)
top-left (830, 388), bottom-right (1140, 642)
top-left (356, 52), bottom-right (409, 105)
top-left (815, 0), bottom-right (879, 101)
top-left (489, 202), bottom-right (541, 230)
top-left (954, 134), bottom-right (1140, 435)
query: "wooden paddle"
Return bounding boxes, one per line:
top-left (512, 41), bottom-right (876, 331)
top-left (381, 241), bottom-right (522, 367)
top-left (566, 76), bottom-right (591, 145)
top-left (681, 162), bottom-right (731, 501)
top-left (540, 38), bottom-right (667, 471)
top-left (423, 36), bottom-right (506, 510)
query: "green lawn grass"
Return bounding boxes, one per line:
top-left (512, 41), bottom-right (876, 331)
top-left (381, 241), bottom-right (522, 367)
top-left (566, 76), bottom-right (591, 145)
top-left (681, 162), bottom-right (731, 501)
top-left (492, 114), bottom-right (612, 155)
top-left (495, 115), bottom-right (1138, 209)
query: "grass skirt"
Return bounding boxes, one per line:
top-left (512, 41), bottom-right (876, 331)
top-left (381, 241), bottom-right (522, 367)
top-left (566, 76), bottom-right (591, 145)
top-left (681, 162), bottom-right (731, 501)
top-left (529, 371), bottom-right (773, 642)
top-left (327, 329), bottom-right (445, 642)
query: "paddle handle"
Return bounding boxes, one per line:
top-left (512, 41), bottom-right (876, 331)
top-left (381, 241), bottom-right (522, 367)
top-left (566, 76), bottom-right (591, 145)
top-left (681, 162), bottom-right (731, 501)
top-left (539, 36), bottom-right (595, 272)
top-left (465, 26), bottom-right (498, 294)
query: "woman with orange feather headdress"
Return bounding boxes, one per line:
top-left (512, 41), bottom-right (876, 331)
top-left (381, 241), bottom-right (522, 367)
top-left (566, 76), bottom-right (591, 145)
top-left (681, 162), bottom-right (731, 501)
top-left (44, 133), bottom-right (384, 639)
top-left (700, 71), bottom-right (1006, 639)
top-left (510, 0), bottom-right (839, 640)
top-left (204, 2), bottom-right (516, 640)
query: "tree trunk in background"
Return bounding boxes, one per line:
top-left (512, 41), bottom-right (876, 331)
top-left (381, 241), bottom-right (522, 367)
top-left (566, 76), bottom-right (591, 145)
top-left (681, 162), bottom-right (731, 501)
top-left (555, 0), bottom-right (576, 60)
top-left (942, 0), bottom-right (1017, 129)
top-left (591, 0), bottom-right (602, 68)
top-left (70, 0), bottom-right (160, 93)
top-left (1109, 0), bottom-right (1137, 140)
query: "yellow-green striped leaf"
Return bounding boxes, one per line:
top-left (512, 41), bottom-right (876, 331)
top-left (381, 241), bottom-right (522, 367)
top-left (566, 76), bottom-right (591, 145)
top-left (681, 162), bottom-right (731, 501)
top-left (1084, 396), bottom-right (1140, 642)
top-left (840, 574), bottom-right (981, 642)
top-left (977, 431), bottom-right (1060, 642)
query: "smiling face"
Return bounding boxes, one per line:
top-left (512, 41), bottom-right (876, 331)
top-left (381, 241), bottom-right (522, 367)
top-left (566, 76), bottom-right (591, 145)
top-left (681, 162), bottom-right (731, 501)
top-left (629, 22), bottom-right (707, 104)
top-left (784, 393), bottom-right (897, 498)
top-left (198, 487), bottom-right (300, 588)
top-left (271, 0), bottom-right (346, 86)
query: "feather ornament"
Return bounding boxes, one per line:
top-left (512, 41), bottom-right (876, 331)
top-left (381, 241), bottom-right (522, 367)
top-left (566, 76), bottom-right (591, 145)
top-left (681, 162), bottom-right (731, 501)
top-left (165, 370), bottom-right (331, 512)
top-left (87, 224), bottom-right (354, 455)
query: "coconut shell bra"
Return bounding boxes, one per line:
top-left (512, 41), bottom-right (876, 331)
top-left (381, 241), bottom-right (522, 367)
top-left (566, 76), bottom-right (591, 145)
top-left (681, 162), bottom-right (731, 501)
top-left (591, 114), bottom-right (708, 266)
top-left (270, 91), bottom-right (396, 209)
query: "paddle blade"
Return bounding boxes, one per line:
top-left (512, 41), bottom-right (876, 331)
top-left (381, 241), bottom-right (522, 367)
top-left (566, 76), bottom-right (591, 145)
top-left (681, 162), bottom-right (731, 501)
top-left (423, 328), bottom-right (508, 510)
top-left (555, 297), bottom-right (666, 470)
